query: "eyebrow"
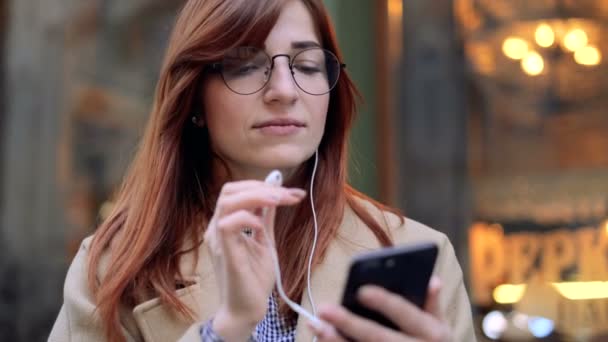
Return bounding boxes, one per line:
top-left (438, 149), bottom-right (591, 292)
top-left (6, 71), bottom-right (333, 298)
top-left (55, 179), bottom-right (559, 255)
top-left (291, 40), bottom-right (321, 49)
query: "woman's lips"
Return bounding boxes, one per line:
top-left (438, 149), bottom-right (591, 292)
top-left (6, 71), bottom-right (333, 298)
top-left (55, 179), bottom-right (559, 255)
top-left (253, 119), bottom-right (306, 136)
top-left (256, 124), bottom-right (303, 136)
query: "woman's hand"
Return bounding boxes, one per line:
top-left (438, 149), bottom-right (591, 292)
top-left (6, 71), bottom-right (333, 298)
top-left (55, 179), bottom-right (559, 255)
top-left (309, 276), bottom-right (452, 342)
top-left (204, 180), bottom-right (306, 341)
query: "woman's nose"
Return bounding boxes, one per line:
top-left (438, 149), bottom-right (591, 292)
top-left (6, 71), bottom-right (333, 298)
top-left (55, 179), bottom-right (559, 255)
top-left (264, 58), bottom-right (298, 102)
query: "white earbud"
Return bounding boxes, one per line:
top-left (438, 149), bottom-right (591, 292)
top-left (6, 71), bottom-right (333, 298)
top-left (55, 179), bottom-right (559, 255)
top-left (264, 170), bottom-right (283, 186)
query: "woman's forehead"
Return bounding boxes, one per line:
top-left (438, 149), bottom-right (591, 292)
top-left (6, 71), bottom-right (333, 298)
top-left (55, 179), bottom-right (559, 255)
top-left (262, 0), bottom-right (321, 52)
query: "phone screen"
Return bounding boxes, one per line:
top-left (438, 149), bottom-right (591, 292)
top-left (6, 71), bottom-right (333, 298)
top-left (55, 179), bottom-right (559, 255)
top-left (340, 242), bottom-right (438, 331)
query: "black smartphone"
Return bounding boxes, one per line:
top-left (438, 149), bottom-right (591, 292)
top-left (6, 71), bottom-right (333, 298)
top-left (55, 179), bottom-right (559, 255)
top-left (340, 242), bottom-right (439, 331)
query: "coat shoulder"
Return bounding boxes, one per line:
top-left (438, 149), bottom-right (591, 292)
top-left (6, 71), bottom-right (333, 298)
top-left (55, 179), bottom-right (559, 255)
top-left (350, 196), bottom-right (450, 246)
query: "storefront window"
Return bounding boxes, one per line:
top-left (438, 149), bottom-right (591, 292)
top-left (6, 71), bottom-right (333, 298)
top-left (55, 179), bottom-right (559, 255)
top-left (456, 1), bottom-right (608, 340)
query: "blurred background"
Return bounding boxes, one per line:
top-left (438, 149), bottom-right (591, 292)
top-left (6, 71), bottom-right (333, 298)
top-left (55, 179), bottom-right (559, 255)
top-left (1, 0), bottom-right (607, 341)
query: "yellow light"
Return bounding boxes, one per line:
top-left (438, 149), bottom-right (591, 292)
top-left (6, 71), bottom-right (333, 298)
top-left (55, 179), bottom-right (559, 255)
top-left (604, 220), bottom-right (608, 235)
top-left (552, 281), bottom-right (608, 300)
top-left (388, 0), bottom-right (403, 18)
top-left (574, 45), bottom-right (602, 66)
top-left (493, 284), bottom-right (527, 304)
top-left (535, 23), bottom-right (555, 48)
top-left (502, 37), bottom-right (529, 60)
top-left (521, 51), bottom-right (544, 76)
top-left (563, 28), bottom-right (589, 52)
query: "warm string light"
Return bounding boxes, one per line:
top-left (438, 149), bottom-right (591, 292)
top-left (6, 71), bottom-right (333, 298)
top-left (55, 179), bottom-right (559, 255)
top-left (502, 22), bottom-right (603, 74)
top-left (503, 37), bottom-right (529, 60)
top-left (521, 51), bottom-right (544, 76)
top-left (535, 23), bottom-right (555, 48)
top-left (552, 281), bottom-right (608, 300)
top-left (493, 284), bottom-right (527, 304)
top-left (493, 281), bottom-right (608, 304)
top-left (575, 45), bottom-right (602, 66)
top-left (563, 28), bottom-right (588, 52)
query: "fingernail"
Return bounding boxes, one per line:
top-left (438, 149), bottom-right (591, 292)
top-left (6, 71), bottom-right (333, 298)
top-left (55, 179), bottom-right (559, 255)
top-left (358, 285), bottom-right (378, 301)
top-left (430, 276), bottom-right (441, 289)
top-left (288, 189), bottom-right (307, 197)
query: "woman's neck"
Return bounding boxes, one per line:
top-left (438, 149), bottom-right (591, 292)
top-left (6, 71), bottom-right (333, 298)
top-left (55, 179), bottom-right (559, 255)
top-left (210, 157), bottom-right (297, 184)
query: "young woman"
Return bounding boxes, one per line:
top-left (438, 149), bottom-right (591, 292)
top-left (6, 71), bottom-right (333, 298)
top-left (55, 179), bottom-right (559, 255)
top-left (49, 0), bottom-right (475, 341)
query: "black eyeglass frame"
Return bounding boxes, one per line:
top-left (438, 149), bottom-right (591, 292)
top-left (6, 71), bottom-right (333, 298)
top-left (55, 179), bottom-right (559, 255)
top-left (207, 47), bottom-right (347, 96)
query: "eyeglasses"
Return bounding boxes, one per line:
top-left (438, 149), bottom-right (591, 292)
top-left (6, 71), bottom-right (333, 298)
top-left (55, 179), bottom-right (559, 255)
top-left (208, 46), bottom-right (345, 96)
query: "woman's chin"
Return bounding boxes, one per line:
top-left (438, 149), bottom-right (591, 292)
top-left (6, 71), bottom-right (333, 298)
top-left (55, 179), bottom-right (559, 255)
top-left (254, 149), bottom-right (314, 170)
top-left (259, 157), bottom-right (306, 171)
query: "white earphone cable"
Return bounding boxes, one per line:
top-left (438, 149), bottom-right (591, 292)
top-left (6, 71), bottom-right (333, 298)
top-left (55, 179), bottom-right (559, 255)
top-left (266, 234), bottom-right (320, 326)
top-left (263, 152), bottom-right (321, 329)
top-left (306, 150), bottom-right (319, 317)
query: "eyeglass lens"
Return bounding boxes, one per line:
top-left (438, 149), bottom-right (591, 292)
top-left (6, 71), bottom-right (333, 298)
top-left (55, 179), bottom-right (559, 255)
top-left (219, 46), bottom-right (341, 95)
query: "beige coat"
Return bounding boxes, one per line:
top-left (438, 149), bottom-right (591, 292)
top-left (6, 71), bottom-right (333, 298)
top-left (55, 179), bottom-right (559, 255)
top-left (49, 200), bottom-right (476, 341)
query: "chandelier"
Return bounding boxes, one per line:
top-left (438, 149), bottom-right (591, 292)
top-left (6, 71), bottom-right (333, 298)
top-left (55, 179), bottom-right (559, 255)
top-left (455, 0), bottom-right (608, 126)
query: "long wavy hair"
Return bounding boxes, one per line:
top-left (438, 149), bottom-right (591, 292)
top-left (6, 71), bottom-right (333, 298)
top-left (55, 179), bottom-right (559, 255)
top-left (87, 0), bottom-right (400, 340)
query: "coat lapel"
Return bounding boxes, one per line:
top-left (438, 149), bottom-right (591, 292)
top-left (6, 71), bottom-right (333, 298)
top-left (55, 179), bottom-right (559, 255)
top-left (294, 206), bottom-right (382, 341)
top-left (132, 243), bottom-right (220, 342)
top-left (192, 244), bottom-right (220, 322)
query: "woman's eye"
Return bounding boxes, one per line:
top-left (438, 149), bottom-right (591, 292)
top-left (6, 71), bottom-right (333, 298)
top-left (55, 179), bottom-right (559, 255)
top-left (293, 63), bottom-right (323, 74)
top-left (234, 64), bottom-right (260, 75)
top-left (223, 62), bottom-right (262, 78)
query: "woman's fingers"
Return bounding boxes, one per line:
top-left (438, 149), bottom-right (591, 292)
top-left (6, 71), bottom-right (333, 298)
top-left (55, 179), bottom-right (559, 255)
top-left (215, 210), bottom-right (265, 237)
top-left (206, 184), bottom-right (304, 246)
top-left (317, 304), bottom-right (407, 342)
top-left (214, 211), bottom-right (268, 271)
top-left (357, 285), bottom-right (449, 342)
top-left (306, 320), bottom-right (347, 342)
top-left (220, 180), bottom-right (270, 195)
top-left (424, 276), bottom-right (443, 319)
top-left (357, 285), bottom-right (423, 331)
top-left (219, 179), bottom-right (305, 198)
top-left (217, 186), bottom-right (306, 216)
top-left (207, 210), bottom-right (264, 250)
top-left (259, 205), bottom-right (277, 246)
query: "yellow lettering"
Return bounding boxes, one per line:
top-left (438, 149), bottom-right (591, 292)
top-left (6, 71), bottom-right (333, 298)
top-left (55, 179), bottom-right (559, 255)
top-left (577, 227), bottom-right (608, 280)
top-left (469, 223), bottom-right (505, 305)
top-left (508, 233), bottom-right (541, 284)
top-left (577, 227), bottom-right (600, 280)
top-left (469, 222), bottom-right (608, 312)
top-left (600, 226), bottom-right (608, 279)
top-left (542, 230), bottom-right (576, 282)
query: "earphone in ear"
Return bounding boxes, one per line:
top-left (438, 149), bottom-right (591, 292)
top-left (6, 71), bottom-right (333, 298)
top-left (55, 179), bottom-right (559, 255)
top-left (192, 115), bottom-right (205, 127)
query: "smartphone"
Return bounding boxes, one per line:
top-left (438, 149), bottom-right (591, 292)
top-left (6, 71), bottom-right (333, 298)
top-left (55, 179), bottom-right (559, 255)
top-left (340, 242), bottom-right (438, 331)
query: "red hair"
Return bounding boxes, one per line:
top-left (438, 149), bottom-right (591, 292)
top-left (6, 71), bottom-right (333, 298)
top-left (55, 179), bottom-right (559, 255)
top-left (87, 0), bottom-right (400, 340)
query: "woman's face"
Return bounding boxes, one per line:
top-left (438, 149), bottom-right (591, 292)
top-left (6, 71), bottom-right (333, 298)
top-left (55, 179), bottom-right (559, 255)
top-left (201, 0), bottom-right (329, 180)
